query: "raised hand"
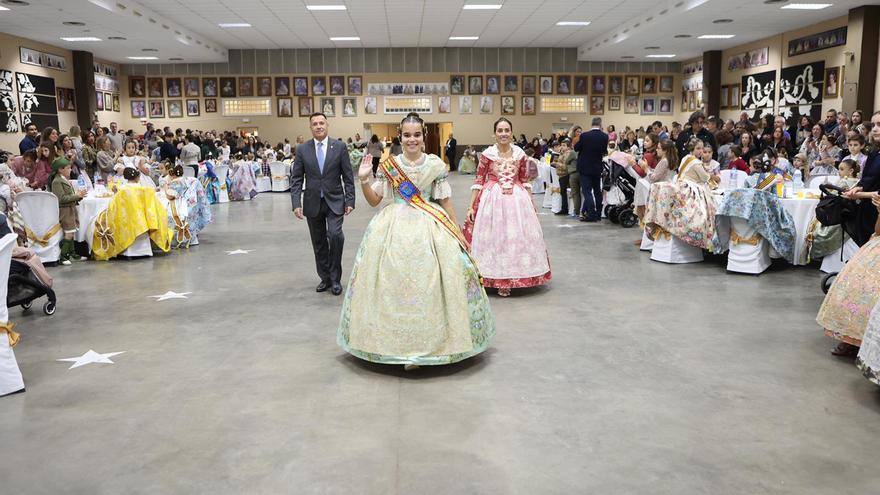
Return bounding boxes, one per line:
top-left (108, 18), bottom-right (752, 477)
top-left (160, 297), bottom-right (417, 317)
top-left (358, 154), bottom-right (373, 181)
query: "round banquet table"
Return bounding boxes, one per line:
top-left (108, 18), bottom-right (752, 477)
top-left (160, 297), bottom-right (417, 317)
top-left (75, 190), bottom-right (166, 251)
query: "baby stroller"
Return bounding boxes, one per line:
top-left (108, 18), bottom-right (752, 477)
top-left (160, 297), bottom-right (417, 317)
top-left (602, 155), bottom-right (638, 228)
top-left (815, 183), bottom-right (859, 294)
top-left (8, 258), bottom-right (56, 315)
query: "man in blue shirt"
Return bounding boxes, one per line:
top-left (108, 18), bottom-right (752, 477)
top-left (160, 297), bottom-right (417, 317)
top-left (18, 123), bottom-right (38, 155)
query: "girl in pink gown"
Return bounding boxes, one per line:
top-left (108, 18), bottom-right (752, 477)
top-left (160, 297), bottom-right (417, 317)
top-left (464, 118), bottom-right (551, 297)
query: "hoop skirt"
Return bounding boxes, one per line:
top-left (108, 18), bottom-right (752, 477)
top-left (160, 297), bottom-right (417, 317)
top-left (161, 177), bottom-right (212, 248)
top-left (817, 236), bottom-right (880, 346)
top-left (338, 154), bottom-right (495, 365)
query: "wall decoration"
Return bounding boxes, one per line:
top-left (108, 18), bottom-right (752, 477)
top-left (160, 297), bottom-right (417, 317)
top-left (203, 77), bottom-right (218, 97)
top-left (166, 78), bottom-right (182, 98)
top-left (364, 96), bottom-right (377, 115)
top-left (680, 88), bottom-right (688, 112)
top-left (298, 97), bottom-right (313, 117)
top-left (348, 76), bottom-right (362, 96)
top-left (312, 76), bottom-right (326, 96)
top-left (113, 94), bottom-right (120, 112)
top-left (95, 91), bottom-right (104, 111)
top-left (0, 90), bottom-right (15, 112)
top-left (93, 62), bottom-right (118, 78)
top-left (479, 96), bottom-right (493, 114)
top-left (688, 92), bottom-right (696, 111)
top-left (469, 76), bottom-right (483, 95)
top-left (658, 97), bottom-right (673, 115)
top-left (659, 76), bottom-right (674, 93)
top-left (95, 74), bottom-right (118, 93)
top-left (538, 75), bottom-right (552, 95)
top-left (56, 88), bottom-right (75, 112)
top-left (277, 97), bottom-right (293, 117)
top-left (19, 46), bottom-right (66, 71)
top-left (486, 75), bottom-right (501, 95)
top-left (238, 77), bottom-right (254, 97)
top-left (590, 96), bottom-right (604, 115)
top-left (779, 104), bottom-right (822, 131)
top-left (642, 76), bottom-right (656, 94)
top-left (824, 66), bottom-right (842, 98)
top-left (148, 77), bottom-right (163, 97)
top-left (16, 72), bottom-right (55, 95)
top-left (205, 99), bottom-right (217, 113)
top-left (585, 76), bottom-right (601, 95)
top-left (183, 78), bottom-right (200, 97)
top-left (342, 97), bottom-right (357, 117)
top-left (186, 99), bottom-right (200, 117)
top-left (740, 70), bottom-right (776, 119)
top-left (682, 76), bottom-right (703, 91)
top-left (608, 76), bottom-right (622, 95)
top-left (641, 97), bottom-right (656, 115)
top-left (727, 47), bottom-right (769, 71)
top-left (504, 75), bottom-right (518, 92)
top-left (779, 61), bottom-right (824, 110)
top-left (1, 112), bottom-right (20, 133)
top-left (20, 113), bottom-right (58, 130)
top-left (788, 27), bottom-right (847, 57)
top-left (149, 100), bottom-right (164, 118)
top-left (459, 95), bottom-right (472, 114)
top-left (438, 95), bottom-right (451, 114)
top-left (329, 76), bottom-right (345, 96)
top-left (625, 76), bottom-right (640, 96)
top-left (540, 96), bottom-right (586, 113)
top-left (131, 100), bottom-right (146, 119)
top-left (624, 95), bottom-right (639, 114)
top-left (274, 76), bottom-right (290, 96)
top-left (682, 60), bottom-right (703, 75)
top-left (129, 76), bottom-right (146, 98)
top-left (730, 85), bottom-right (740, 110)
top-left (608, 95), bottom-right (621, 111)
top-left (450, 75), bottom-right (465, 95)
top-left (521, 96), bottom-right (535, 115)
top-left (367, 82), bottom-right (449, 95)
top-left (219, 77), bottom-right (236, 97)
top-left (556, 75), bottom-right (571, 95)
top-left (293, 77), bottom-right (308, 96)
top-left (571, 76), bottom-right (587, 95)
top-left (384, 96), bottom-right (432, 114)
top-left (104, 93), bottom-right (113, 112)
top-left (255, 77), bottom-right (272, 97)
top-left (501, 95), bottom-right (515, 115)
top-left (720, 85), bottom-right (730, 109)
top-left (0, 71), bottom-right (13, 92)
top-left (168, 100), bottom-right (183, 118)
top-left (19, 93), bottom-right (54, 114)
top-left (522, 76), bottom-right (536, 95)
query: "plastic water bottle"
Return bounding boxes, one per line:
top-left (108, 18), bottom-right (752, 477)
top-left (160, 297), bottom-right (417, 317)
top-left (77, 175), bottom-right (86, 190)
top-left (793, 169), bottom-right (803, 194)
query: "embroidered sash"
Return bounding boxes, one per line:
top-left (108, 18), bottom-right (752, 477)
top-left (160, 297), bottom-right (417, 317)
top-left (756, 173), bottom-right (779, 191)
top-left (169, 201), bottom-right (192, 247)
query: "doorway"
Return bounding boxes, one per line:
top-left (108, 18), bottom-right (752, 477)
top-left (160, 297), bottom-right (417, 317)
top-left (237, 126), bottom-right (259, 137)
top-left (367, 122), bottom-right (453, 163)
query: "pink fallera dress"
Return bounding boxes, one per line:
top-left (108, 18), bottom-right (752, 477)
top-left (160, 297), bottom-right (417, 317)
top-left (464, 144), bottom-right (551, 289)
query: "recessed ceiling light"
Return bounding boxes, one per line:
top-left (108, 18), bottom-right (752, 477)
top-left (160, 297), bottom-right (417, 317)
top-left (781, 3), bottom-right (832, 9)
top-left (645, 46), bottom-right (660, 49)
top-left (556, 21), bottom-right (590, 26)
top-left (2, 0), bottom-right (29, 5)
top-left (674, 34), bottom-right (692, 38)
top-left (621, 56), bottom-right (635, 59)
top-left (60, 37), bottom-right (102, 41)
top-left (142, 48), bottom-right (158, 52)
top-left (306, 4), bottom-right (347, 10)
top-left (127, 56), bottom-right (158, 60)
top-left (169, 57), bottom-right (183, 61)
top-left (764, 0), bottom-right (788, 3)
top-left (449, 36), bottom-right (479, 40)
top-left (62, 21), bottom-right (85, 26)
top-left (330, 36), bottom-right (360, 41)
top-left (646, 54), bottom-right (676, 58)
top-left (462, 4), bottom-right (502, 9)
top-left (107, 36), bottom-right (126, 40)
top-left (698, 34), bottom-right (736, 39)
top-left (0, 5), bottom-right (8, 9)
top-left (713, 18), bottom-right (733, 23)
top-left (218, 22), bottom-right (250, 27)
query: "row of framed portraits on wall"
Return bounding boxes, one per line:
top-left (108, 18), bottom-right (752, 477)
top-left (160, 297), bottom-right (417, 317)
top-left (96, 91), bottom-right (120, 112)
top-left (449, 74), bottom-right (676, 96)
top-left (129, 75), bottom-right (364, 99)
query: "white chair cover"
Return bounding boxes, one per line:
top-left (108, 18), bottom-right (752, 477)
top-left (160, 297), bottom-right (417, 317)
top-left (651, 234), bottom-right (704, 264)
top-left (546, 167), bottom-right (561, 211)
top-left (720, 169), bottom-right (748, 189)
top-left (808, 175), bottom-right (840, 189)
top-left (121, 233), bottom-right (153, 258)
top-left (16, 191), bottom-right (62, 263)
top-left (726, 217), bottom-right (771, 274)
top-left (214, 164), bottom-right (230, 203)
top-left (820, 238), bottom-right (859, 274)
top-left (532, 161), bottom-right (549, 195)
top-left (255, 176), bottom-right (272, 193)
top-left (0, 233), bottom-right (24, 396)
top-left (640, 228), bottom-right (654, 251)
top-left (270, 162), bottom-right (290, 192)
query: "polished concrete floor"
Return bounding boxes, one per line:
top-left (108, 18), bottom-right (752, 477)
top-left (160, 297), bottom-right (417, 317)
top-left (2, 173), bottom-right (879, 494)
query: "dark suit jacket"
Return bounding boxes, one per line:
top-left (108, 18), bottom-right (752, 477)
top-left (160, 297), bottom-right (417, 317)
top-left (290, 138), bottom-right (355, 217)
top-left (574, 128), bottom-right (609, 176)
top-left (445, 138), bottom-right (457, 154)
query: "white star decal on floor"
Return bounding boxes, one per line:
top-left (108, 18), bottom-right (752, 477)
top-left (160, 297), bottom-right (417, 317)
top-left (150, 291), bottom-right (192, 302)
top-left (57, 350), bottom-right (126, 370)
top-left (225, 249), bottom-right (252, 255)
top-left (557, 224), bottom-right (576, 228)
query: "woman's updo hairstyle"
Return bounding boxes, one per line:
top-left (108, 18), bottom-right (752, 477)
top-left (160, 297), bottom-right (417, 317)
top-left (399, 112), bottom-right (426, 134)
top-left (493, 117), bottom-right (513, 133)
top-left (171, 165), bottom-right (184, 177)
top-left (123, 167), bottom-right (141, 181)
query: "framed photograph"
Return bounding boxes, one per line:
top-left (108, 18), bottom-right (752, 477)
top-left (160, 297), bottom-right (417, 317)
top-left (274, 76), bottom-right (290, 96)
top-left (257, 77), bottom-right (272, 97)
top-left (501, 95), bottom-right (515, 115)
top-left (624, 95), bottom-right (639, 114)
top-left (130, 100), bottom-right (146, 118)
top-left (220, 77), bottom-right (236, 97)
top-left (503, 75), bottom-right (518, 92)
top-left (730, 84), bottom-right (741, 109)
top-left (168, 100), bottom-right (183, 118)
top-left (468, 75), bottom-right (483, 95)
top-left (608, 76), bottom-right (623, 95)
top-left (788, 26), bottom-right (847, 57)
top-left (625, 76), bottom-right (640, 96)
top-left (112, 94), bottom-right (120, 112)
top-left (320, 97), bottom-right (335, 117)
top-left (539, 75), bottom-right (553, 94)
top-left (148, 100), bottom-right (164, 118)
top-left (479, 95), bottom-right (493, 114)
top-left (573, 76), bottom-right (588, 95)
top-left (696, 90), bottom-right (704, 109)
top-left (459, 95), bottom-right (472, 114)
top-left (590, 96), bottom-right (605, 115)
top-left (147, 77), bottom-right (163, 97)
top-left (438, 95), bottom-right (451, 114)
top-left (203, 77), bottom-right (218, 97)
top-left (641, 97), bottom-right (656, 115)
top-left (184, 77), bottom-right (200, 97)
top-left (522, 75), bottom-right (536, 95)
top-left (293, 77), bottom-right (308, 96)
top-left (688, 91), bottom-right (696, 111)
top-left (329, 76), bottom-right (345, 96)
top-left (56, 87), bottom-right (75, 111)
top-left (642, 76), bottom-right (656, 94)
top-left (312, 76), bottom-right (326, 96)
top-left (486, 75), bottom-right (501, 95)
top-left (450, 75), bottom-right (465, 95)
top-left (95, 92), bottom-right (104, 111)
top-left (681, 88), bottom-right (688, 112)
top-left (659, 76), bottom-right (674, 93)
top-left (205, 98), bottom-right (217, 113)
top-left (521, 96), bottom-right (536, 115)
top-left (186, 99), bottom-right (199, 116)
top-left (556, 75), bottom-right (571, 95)
top-left (298, 97), bottom-right (313, 117)
top-left (824, 66), bottom-right (842, 98)
top-left (342, 97), bottom-right (357, 117)
top-left (720, 85), bottom-right (730, 109)
top-left (364, 96), bottom-right (377, 114)
top-left (238, 77), bottom-right (254, 97)
top-left (591, 75), bottom-right (606, 95)
top-left (608, 95), bottom-right (621, 111)
top-left (166, 77), bottom-right (182, 98)
top-left (658, 97), bottom-right (673, 115)
top-left (103, 92), bottom-right (112, 111)
top-left (348, 76), bottom-right (363, 96)
top-left (129, 76), bottom-right (146, 98)
top-left (277, 97), bottom-right (293, 117)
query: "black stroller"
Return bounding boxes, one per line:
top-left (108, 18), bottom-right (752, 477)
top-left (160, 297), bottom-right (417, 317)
top-left (7, 258), bottom-right (56, 315)
top-left (603, 159), bottom-right (638, 228)
top-left (815, 183), bottom-right (860, 294)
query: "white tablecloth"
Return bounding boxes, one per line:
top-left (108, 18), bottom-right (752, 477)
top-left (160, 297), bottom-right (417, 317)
top-left (75, 195), bottom-right (112, 246)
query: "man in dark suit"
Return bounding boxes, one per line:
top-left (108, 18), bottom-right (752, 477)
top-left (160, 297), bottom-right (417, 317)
top-left (574, 117), bottom-right (608, 222)
top-left (291, 113), bottom-right (356, 295)
top-left (445, 134), bottom-right (458, 170)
